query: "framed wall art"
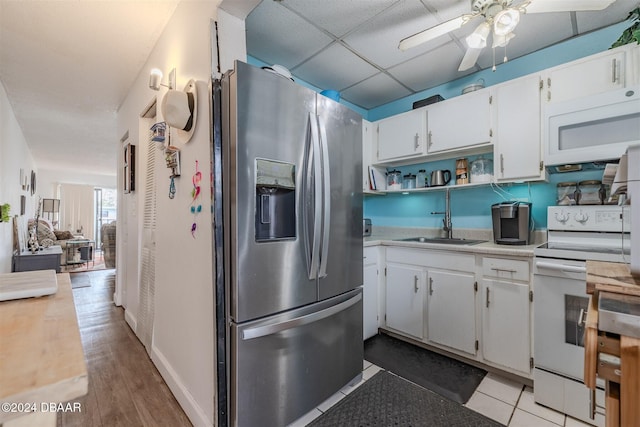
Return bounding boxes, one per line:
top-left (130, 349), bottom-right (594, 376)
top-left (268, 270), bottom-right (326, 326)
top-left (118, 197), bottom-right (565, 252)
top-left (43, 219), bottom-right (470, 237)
top-left (124, 143), bottom-right (136, 193)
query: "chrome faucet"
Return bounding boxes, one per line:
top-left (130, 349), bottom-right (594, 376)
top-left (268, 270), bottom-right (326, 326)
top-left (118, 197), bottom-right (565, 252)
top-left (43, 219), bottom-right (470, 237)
top-left (430, 188), bottom-right (452, 239)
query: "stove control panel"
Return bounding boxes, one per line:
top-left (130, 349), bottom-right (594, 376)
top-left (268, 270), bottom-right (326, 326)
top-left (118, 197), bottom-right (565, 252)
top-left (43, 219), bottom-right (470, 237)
top-left (548, 206), bottom-right (631, 232)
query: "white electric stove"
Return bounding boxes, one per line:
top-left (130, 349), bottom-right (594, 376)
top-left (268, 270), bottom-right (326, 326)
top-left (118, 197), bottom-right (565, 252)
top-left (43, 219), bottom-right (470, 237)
top-left (533, 205), bottom-right (631, 426)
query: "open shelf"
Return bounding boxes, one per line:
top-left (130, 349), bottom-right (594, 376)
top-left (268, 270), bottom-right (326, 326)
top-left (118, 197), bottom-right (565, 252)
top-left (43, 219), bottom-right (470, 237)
top-left (364, 181), bottom-right (494, 195)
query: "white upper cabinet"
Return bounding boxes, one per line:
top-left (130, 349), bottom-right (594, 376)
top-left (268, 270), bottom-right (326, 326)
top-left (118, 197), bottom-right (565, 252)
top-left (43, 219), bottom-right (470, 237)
top-left (376, 109), bottom-right (426, 163)
top-left (494, 74), bottom-right (544, 182)
top-left (545, 48), bottom-right (626, 104)
top-left (426, 89), bottom-right (492, 154)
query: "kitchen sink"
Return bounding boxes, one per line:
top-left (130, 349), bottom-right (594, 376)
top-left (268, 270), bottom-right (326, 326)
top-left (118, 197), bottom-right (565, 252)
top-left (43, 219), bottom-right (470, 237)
top-left (397, 237), bottom-right (487, 245)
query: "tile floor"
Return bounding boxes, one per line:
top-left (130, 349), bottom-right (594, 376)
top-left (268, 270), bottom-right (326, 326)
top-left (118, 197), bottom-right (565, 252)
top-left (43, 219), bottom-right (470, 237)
top-left (288, 361), bottom-right (595, 427)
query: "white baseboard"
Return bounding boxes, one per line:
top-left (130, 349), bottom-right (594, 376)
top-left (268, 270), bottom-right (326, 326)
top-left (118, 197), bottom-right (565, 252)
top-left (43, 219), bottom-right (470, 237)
top-left (124, 310), bottom-right (137, 333)
top-left (151, 345), bottom-right (213, 427)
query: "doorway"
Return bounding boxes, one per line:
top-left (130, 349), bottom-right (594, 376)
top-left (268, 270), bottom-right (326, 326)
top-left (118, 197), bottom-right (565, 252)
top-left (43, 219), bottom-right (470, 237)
top-left (94, 187), bottom-right (117, 264)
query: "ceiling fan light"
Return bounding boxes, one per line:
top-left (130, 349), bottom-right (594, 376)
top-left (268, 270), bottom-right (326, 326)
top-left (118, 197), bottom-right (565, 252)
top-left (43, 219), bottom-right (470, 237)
top-left (494, 9), bottom-right (520, 36)
top-left (492, 31), bottom-right (515, 48)
top-left (466, 22), bottom-right (491, 49)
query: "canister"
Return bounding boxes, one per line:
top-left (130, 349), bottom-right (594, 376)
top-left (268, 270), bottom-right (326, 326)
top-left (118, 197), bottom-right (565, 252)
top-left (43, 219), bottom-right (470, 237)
top-left (455, 158), bottom-right (469, 185)
top-left (556, 182), bottom-right (577, 205)
top-left (576, 180), bottom-right (605, 205)
top-left (403, 173), bottom-right (416, 189)
top-left (387, 169), bottom-right (402, 190)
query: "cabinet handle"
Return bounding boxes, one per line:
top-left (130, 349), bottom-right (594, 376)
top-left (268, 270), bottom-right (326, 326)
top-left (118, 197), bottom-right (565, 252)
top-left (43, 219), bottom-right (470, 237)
top-left (414, 275), bottom-right (419, 293)
top-left (612, 58), bottom-right (617, 83)
top-left (414, 133), bottom-right (420, 150)
top-left (490, 267), bottom-right (517, 273)
top-left (500, 154), bottom-right (504, 175)
top-left (486, 288), bottom-right (490, 308)
top-left (429, 277), bottom-right (433, 295)
top-left (427, 131), bottom-right (432, 148)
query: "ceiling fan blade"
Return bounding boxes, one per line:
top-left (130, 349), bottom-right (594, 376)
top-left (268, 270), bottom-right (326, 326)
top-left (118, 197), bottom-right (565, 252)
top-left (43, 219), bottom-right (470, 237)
top-left (399, 15), bottom-right (470, 51)
top-left (524, 0), bottom-right (616, 14)
top-left (458, 47), bottom-right (483, 71)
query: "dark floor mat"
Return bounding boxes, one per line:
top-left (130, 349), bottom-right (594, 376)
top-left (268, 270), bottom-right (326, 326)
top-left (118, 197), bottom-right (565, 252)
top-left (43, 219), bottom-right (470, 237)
top-left (364, 333), bottom-right (486, 404)
top-left (308, 371), bottom-right (504, 427)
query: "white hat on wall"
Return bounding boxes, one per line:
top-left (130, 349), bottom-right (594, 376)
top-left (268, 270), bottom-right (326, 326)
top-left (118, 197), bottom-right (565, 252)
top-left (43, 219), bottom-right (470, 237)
top-left (161, 79), bottom-right (197, 143)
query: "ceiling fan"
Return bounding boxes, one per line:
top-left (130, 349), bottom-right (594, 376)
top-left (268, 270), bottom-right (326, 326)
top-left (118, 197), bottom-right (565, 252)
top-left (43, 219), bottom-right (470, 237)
top-left (399, 0), bottom-right (617, 71)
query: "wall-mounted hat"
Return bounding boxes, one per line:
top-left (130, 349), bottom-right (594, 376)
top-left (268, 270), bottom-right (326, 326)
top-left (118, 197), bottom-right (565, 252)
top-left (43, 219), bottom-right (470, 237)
top-left (161, 79), bottom-right (197, 143)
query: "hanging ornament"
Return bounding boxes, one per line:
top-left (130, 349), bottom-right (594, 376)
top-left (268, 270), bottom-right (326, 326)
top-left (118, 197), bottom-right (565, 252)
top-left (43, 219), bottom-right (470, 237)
top-left (190, 160), bottom-right (202, 238)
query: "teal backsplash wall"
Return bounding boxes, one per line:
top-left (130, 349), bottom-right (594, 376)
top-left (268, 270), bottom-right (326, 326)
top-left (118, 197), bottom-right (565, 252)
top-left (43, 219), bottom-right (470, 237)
top-left (363, 157), bottom-right (607, 230)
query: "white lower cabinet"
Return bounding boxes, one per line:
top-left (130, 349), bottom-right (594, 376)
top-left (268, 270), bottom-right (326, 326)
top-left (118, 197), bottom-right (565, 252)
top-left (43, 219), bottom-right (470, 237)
top-left (363, 247), bottom-right (379, 340)
top-left (385, 262), bottom-right (425, 340)
top-left (426, 269), bottom-right (476, 355)
top-left (481, 256), bottom-right (532, 375)
top-left (381, 247), bottom-right (533, 378)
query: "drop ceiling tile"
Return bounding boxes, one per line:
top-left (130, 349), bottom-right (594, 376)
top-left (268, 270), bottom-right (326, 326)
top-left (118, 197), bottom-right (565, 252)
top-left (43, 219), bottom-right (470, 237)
top-left (341, 72), bottom-right (412, 109)
top-left (421, 0), bottom-right (474, 21)
top-left (343, 0), bottom-right (449, 69)
top-left (293, 43), bottom-right (380, 91)
top-left (388, 41), bottom-right (473, 91)
top-left (246, 0), bottom-right (333, 69)
top-left (285, 0), bottom-right (399, 38)
top-left (575, 0), bottom-right (636, 34)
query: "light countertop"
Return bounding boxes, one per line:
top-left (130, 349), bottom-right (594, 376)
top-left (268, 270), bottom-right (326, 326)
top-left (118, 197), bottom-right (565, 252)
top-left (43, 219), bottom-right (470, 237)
top-left (0, 272), bottom-right (88, 425)
top-left (364, 226), bottom-right (544, 258)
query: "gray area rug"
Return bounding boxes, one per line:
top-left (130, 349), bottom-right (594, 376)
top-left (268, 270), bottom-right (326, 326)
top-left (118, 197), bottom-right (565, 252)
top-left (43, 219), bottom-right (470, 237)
top-left (364, 333), bottom-right (486, 404)
top-left (308, 371), bottom-right (504, 427)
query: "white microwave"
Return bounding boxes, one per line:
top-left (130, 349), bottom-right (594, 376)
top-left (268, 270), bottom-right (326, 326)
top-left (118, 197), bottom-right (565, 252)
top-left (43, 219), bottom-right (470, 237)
top-left (545, 86), bottom-right (640, 166)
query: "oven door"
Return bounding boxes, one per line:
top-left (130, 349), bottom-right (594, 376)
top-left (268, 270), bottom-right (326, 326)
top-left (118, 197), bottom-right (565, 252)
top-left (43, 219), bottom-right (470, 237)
top-left (534, 257), bottom-right (589, 381)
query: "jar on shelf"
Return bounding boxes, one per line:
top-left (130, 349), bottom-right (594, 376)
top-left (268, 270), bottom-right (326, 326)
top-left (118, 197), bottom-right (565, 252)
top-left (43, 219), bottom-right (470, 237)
top-left (576, 180), bottom-right (605, 205)
top-left (387, 169), bottom-right (402, 190)
top-left (416, 169), bottom-right (427, 188)
top-left (455, 158), bottom-right (469, 185)
top-left (403, 173), bottom-right (416, 189)
top-left (556, 182), bottom-right (577, 205)
top-left (469, 156), bottom-right (493, 183)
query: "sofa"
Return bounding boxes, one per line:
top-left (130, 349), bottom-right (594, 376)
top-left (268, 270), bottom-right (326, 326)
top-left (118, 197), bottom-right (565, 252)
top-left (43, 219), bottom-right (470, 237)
top-left (29, 218), bottom-right (88, 266)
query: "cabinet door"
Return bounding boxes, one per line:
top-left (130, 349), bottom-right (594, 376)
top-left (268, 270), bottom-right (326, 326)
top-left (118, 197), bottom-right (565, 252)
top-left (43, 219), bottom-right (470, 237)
top-left (547, 49), bottom-right (625, 104)
top-left (482, 278), bottom-right (530, 374)
top-left (376, 109), bottom-right (426, 162)
top-left (427, 90), bottom-right (491, 153)
top-left (494, 75), bottom-right (543, 181)
top-left (426, 269), bottom-right (476, 355)
top-left (385, 263), bottom-right (424, 339)
top-left (363, 260), bottom-right (379, 340)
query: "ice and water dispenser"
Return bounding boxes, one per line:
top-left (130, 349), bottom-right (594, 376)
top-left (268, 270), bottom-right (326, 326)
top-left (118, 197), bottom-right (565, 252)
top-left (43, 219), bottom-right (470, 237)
top-left (255, 159), bottom-right (296, 242)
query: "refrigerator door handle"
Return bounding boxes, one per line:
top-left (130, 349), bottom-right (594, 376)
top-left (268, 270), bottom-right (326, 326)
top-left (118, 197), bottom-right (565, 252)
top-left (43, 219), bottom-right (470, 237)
top-left (317, 115), bottom-right (331, 278)
top-left (242, 292), bottom-right (362, 340)
top-left (307, 113), bottom-right (323, 280)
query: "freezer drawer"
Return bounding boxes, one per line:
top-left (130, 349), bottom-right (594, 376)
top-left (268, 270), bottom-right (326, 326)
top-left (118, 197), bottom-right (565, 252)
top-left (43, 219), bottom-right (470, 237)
top-left (231, 289), bottom-right (363, 427)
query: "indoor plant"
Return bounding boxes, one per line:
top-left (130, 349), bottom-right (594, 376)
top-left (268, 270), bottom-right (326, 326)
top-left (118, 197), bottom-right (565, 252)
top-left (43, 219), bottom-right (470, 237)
top-left (611, 7), bottom-right (640, 48)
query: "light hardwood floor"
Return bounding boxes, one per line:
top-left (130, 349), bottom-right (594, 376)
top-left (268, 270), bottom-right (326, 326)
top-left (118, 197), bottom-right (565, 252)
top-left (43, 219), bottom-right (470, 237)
top-left (58, 270), bottom-right (192, 427)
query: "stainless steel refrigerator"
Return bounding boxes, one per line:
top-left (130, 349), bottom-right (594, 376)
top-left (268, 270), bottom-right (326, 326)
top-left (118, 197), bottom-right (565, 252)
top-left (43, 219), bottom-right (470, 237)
top-left (211, 61), bottom-right (363, 427)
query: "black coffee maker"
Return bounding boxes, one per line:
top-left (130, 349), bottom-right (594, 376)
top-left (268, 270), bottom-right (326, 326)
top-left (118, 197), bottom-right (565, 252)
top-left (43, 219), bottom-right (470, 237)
top-left (491, 202), bottom-right (532, 245)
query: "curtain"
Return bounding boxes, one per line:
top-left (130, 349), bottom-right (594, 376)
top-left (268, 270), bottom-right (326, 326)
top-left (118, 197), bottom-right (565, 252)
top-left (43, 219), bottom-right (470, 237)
top-left (59, 183), bottom-right (95, 240)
